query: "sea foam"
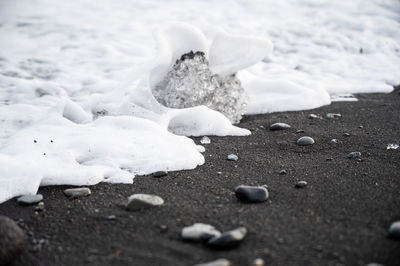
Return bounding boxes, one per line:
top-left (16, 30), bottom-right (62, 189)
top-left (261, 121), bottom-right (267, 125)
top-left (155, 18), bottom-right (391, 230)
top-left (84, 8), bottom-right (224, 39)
top-left (0, 0), bottom-right (399, 203)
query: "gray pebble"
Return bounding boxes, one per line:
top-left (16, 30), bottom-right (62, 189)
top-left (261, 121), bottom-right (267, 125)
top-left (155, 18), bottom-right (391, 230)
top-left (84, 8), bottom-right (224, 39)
top-left (181, 223), bottom-right (221, 241)
top-left (107, 215), bottom-right (116, 221)
top-left (194, 258), bottom-right (232, 266)
top-left (17, 194), bottom-right (43, 205)
top-left (364, 263), bottom-right (384, 266)
top-left (0, 215), bottom-right (25, 265)
top-left (295, 181), bottom-right (308, 188)
top-left (207, 227), bottom-right (247, 249)
top-left (64, 187), bottom-right (91, 197)
top-left (347, 152), bottom-right (361, 159)
top-left (343, 133), bottom-right (350, 137)
top-left (389, 221), bottom-right (400, 239)
top-left (331, 139), bottom-right (338, 143)
top-left (152, 171), bottom-right (168, 178)
top-left (280, 170), bottom-right (287, 175)
top-left (309, 114), bottom-right (322, 119)
top-left (227, 154), bottom-right (238, 161)
top-left (235, 185), bottom-right (269, 203)
top-left (269, 122), bottom-right (291, 130)
top-left (326, 113), bottom-right (342, 119)
top-left (297, 136), bottom-right (315, 146)
top-left (126, 194), bottom-right (164, 211)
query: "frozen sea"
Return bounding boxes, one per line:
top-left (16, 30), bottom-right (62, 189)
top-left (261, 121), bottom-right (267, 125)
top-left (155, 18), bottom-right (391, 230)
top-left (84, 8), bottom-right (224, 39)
top-left (0, 0), bottom-right (399, 202)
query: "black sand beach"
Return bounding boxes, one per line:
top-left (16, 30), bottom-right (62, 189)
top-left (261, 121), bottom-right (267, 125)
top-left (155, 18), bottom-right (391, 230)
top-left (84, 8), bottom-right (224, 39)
top-left (1, 87), bottom-right (400, 266)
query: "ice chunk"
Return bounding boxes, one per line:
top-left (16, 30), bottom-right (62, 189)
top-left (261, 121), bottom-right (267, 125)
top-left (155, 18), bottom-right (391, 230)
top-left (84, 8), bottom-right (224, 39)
top-left (152, 51), bottom-right (248, 124)
top-left (200, 136), bottom-right (211, 144)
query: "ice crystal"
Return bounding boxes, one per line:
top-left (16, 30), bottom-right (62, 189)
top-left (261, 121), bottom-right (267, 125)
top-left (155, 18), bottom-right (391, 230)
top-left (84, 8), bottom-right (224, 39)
top-left (152, 51), bottom-right (248, 124)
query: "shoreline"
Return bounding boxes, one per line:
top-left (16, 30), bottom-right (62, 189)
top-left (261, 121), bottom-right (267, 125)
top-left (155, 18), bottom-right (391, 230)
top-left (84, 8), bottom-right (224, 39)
top-left (1, 86), bottom-right (400, 266)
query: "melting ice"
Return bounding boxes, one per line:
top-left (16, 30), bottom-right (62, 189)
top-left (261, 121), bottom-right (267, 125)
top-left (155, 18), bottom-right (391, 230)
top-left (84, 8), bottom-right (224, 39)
top-left (0, 0), bottom-right (399, 203)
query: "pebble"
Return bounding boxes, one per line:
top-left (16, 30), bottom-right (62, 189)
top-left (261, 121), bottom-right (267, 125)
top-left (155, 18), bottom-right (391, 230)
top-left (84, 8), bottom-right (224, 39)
top-left (280, 170), bottom-right (287, 175)
top-left (17, 194), bottom-right (43, 205)
top-left (326, 113), bottom-right (342, 119)
top-left (364, 263), bottom-right (384, 266)
top-left (152, 171), bottom-right (168, 178)
top-left (297, 136), bottom-right (315, 146)
top-left (269, 122), bottom-right (291, 130)
top-left (253, 258), bottom-right (265, 266)
top-left (331, 139), bottom-right (338, 143)
top-left (227, 154), bottom-right (238, 161)
top-left (0, 215), bottom-right (25, 265)
top-left (387, 143), bottom-right (399, 150)
top-left (200, 136), bottom-right (211, 144)
top-left (309, 114), bottom-right (322, 119)
top-left (296, 129), bottom-right (305, 133)
top-left (207, 227), bottom-right (247, 249)
top-left (295, 181), bottom-right (308, 188)
top-left (126, 194), bottom-right (164, 211)
top-left (107, 215), bottom-right (116, 221)
top-left (388, 221), bottom-right (400, 239)
top-left (194, 258), bottom-right (231, 266)
top-left (234, 185), bottom-right (269, 203)
top-left (64, 187), bottom-right (91, 197)
top-left (343, 133), bottom-right (350, 137)
top-left (181, 223), bottom-right (221, 241)
top-left (347, 152), bottom-right (361, 159)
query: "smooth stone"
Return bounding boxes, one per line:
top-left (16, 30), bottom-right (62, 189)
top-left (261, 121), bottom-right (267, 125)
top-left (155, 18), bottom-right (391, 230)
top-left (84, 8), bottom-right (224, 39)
top-left (253, 258), bottom-right (265, 266)
top-left (269, 122), bottom-right (291, 130)
top-left (17, 194), bottom-right (43, 205)
top-left (207, 227), bottom-right (247, 249)
top-left (194, 259), bottom-right (232, 266)
top-left (152, 171), bottom-right (168, 178)
top-left (181, 223), bottom-right (221, 241)
top-left (364, 264), bottom-right (384, 266)
top-left (126, 194), bottom-right (164, 211)
top-left (64, 187), bottom-right (91, 197)
top-left (0, 215), bottom-right (25, 265)
top-left (295, 181), bottom-right (308, 188)
top-left (388, 221), bottom-right (400, 238)
top-left (235, 185), bottom-right (269, 203)
top-left (309, 114), bottom-right (322, 119)
top-left (343, 132), bottom-right (350, 137)
top-left (200, 136), bottom-right (211, 144)
top-left (279, 170), bottom-right (287, 175)
top-left (297, 136), bottom-right (315, 146)
top-left (331, 139), bottom-right (338, 143)
top-left (347, 152), bottom-right (361, 159)
top-left (227, 154), bottom-right (238, 161)
top-left (326, 113), bottom-right (342, 119)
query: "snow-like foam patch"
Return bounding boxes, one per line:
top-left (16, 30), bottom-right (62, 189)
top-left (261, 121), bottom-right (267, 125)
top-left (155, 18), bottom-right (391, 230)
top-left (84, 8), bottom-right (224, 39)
top-left (0, 0), bottom-right (399, 202)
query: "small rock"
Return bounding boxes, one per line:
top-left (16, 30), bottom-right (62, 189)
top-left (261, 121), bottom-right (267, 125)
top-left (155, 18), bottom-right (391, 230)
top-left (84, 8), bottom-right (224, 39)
top-left (343, 133), bottom-right (350, 137)
top-left (152, 171), bottom-right (168, 178)
top-left (326, 113), bottom-right (341, 119)
top-left (181, 223), bottom-right (221, 241)
top-left (194, 258), bottom-right (232, 266)
top-left (297, 136), bottom-right (315, 146)
top-left (0, 215), bottom-right (25, 265)
top-left (347, 152), bottom-right (361, 159)
top-left (364, 263), bottom-right (384, 266)
top-left (107, 215), bottom-right (116, 221)
top-left (331, 139), bottom-right (338, 143)
top-left (295, 181), bottom-right (308, 188)
top-left (200, 136), bottom-right (211, 144)
top-left (64, 187), bottom-right (91, 197)
top-left (309, 114), bottom-right (322, 119)
top-left (326, 158), bottom-right (333, 161)
top-left (227, 154), bottom-right (238, 161)
top-left (269, 122), bottom-right (291, 131)
top-left (279, 170), bottom-right (287, 175)
top-left (17, 194), bottom-right (43, 205)
top-left (388, 221), bottom-right (400, 239)
top-left (159, 225), bottom-right (168, 233)
top-left (126, 194), bottom-right (164, 211)
top-left (296, 129), bottom-right (305, 133)
top-left (235, 185), bottom-right (269, 203)
top-left (253, 258), bottom-right (265, 266)
top-left (387, 143), bottom-right (399, 150)
top-left (207, 227), bottom-right (247, 249)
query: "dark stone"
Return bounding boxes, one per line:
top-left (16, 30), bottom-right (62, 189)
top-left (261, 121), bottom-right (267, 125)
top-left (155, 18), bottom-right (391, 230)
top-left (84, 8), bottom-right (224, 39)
top-left (388, 221), bottom-right (400, 239)
top-left (297, 136), bottom-right (315, 146)
top-left (295, 181), bottom-right (308, 188)
top-left (347, 152), bottom-right (361, 159)
top-left (235, 185), bottom-right (269, 203)
top-left (152, 171), bottom-right (168, 178)
top-left (0, 215), bottom-right (25, 265)
top-left (269, 122), bottom-right (291, 131)
top-left (207, 227), bottom-right (247, 249)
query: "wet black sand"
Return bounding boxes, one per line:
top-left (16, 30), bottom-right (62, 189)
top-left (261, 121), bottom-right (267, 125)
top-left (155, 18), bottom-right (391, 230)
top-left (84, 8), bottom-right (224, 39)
top-left (1, 86), bottom-right (400, 266)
